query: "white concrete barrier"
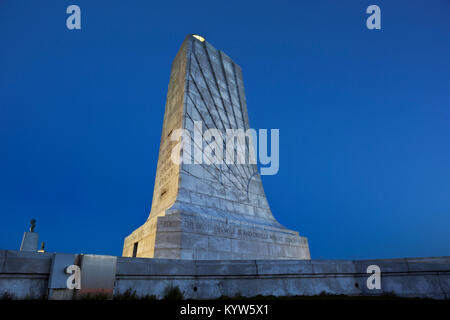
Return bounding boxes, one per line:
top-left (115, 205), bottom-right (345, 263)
top-left (0, 250), bottom-right (448, 300)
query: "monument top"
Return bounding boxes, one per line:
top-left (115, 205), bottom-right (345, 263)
top-left (192, 34), bottom-right (205, 42)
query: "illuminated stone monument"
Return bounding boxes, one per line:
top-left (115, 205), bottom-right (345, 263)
top-left (20, 219), bottom-right (39, 252)
top-left (123, 35), bottom-right (310, 259)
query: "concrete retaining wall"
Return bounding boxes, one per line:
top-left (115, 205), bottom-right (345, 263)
top-left (1, 250), bottom-right (449, 299)
top-left (0, 250), bottom-right (53, 299)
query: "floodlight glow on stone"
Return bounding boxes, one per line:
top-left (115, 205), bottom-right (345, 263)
top-left (193, 35), bottom-right (205, 42)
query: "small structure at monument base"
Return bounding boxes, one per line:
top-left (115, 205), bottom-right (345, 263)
top-left (0, 250), bottom-right (449, 300)
top-left (20, 232), bottom-right (39, 252)
top-left (20, 219), bottom-right (39, 252)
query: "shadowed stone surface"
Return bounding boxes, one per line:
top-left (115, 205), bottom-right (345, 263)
top-left (122, 35), bottom-right (310, 260)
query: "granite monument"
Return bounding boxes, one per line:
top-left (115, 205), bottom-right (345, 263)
top-left (123, 35), bottom-right (310, 260)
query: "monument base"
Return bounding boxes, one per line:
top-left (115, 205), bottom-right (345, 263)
top-left (123, 210), bottom-right (310, 260)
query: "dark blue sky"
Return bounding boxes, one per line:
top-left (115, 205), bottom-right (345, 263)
top-left (1, 1), bottom-right (449, 259)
